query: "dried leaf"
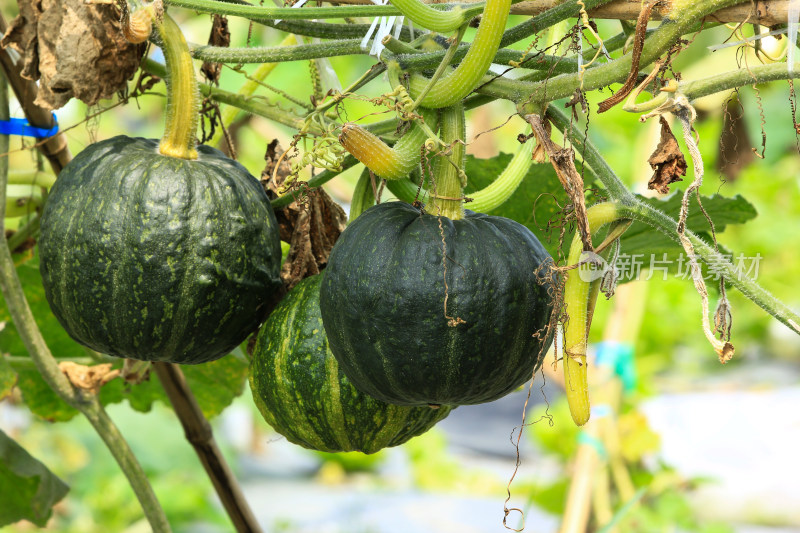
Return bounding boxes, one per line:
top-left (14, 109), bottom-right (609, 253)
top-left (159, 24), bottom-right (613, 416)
top-left (201, 14), bottom-right (230, 85)
top-left (58, 361), bottom-right (119, 394)
top-left (1, 0), bottom-right (145, 110)
top-left (647, 116), bottom-right (687, 195)
top-left (261, 141), bottom-right (347, 290)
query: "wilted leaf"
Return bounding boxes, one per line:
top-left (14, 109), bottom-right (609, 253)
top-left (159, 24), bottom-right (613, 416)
top-left (262, 141), bottom-right (347, 290)
top-left (1, 0), bottom-right (145, 110)
top-left (0, 428), bottom-right (69, 527)
top-left (648, 117), bottom-right (687, 195)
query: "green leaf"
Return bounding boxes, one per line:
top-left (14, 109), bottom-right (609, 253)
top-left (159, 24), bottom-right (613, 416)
top-left (1, 251), bottom-right (249, 420)
top-left (0, 356), bottom-right (16, 400)
top-left (464, 154), bottom-right (758, 280)
top-left (0, 428), bottom-right (69, 527)
top-left (121, 352), bottom-right (250, 419)
top-left (621, 192), bottom-right (758, 255)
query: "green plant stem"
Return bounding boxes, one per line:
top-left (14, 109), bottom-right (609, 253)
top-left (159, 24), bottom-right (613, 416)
top-left (165, 0), bottom-right (464, 21)
top-left (143, 59), bottom-right (309, 132)
top-left (339, 108), bottom-right (436, 180)
top-left (5, 213), bottom-right (40, 252)
top-left (487, 0), bottom-right (743, 105)
top-left (501, 0), bottom-right (615, 48)
top-left (190, 39), bottom-right (367, 64)
top-left (382, 36), bottom-right (423, 56)
top-left (7, 169), bottom-right (56, 189)
top-left (390, 0), bottom-right (484, 32)
top-left (408, 0), bottom-right (510, 108)
top-left (154, 11), bottom-right (199, 159)
top-left (350, 167), bottom-right (376, 222)
top-left (394, 0), bottom-right (616, 73)
top-left (263, 18), bottom-right (413, 41)
top-left (679, 60), bottom-right (800, 99)
top-left (467, 135), bottom-right (534, 212)
top-left (0, 72), bottom-right (172, 533)
top-left (209, 34), bottom-right (295, 148)
top-left (429, 104), bottom-right (465, 219)
top-left (409, 24), bottom-right (468, 112)
top-left (386, 176), bottom-right (425, 203)
top-left (547, 106), bottom-right (800, 336)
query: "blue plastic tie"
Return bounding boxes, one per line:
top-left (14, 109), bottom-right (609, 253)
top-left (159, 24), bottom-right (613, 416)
top-left (595, 340), bottom-right (637, 393)
top-left (0, 115), bottom-right (59, 138)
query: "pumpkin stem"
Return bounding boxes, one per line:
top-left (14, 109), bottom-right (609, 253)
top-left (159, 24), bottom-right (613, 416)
top-left (429, 105), bottom-right (465, 220)
top-left (339, 107), bottom-right (437, 181)
top-left (153, 8), bottom-right (200, 160)
top-left (406, 0), bottom-right (510, 108)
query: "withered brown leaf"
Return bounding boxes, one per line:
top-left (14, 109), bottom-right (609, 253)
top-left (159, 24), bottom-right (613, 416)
top-left (261, 140), bottom-right (347, 291)
top-left (2, 0), bottom-right (145, 110)
top-left (648, 116), bottom-right (687, 195)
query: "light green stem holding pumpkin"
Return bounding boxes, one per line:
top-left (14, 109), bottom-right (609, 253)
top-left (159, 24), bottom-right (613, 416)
top-left (154, 10), bottom-right (200, 159)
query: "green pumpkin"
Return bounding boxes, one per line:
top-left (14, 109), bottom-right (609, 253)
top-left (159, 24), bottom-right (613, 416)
top-left (38, 136), bottom-right (282, 364)
top-left (250, 275), bottom-right (451, 454)
top-left (319, 201), bottom-right (554, 406)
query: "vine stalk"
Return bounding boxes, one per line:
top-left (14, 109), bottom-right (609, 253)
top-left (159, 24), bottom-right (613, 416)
top-left (0, 72), bottom-right (172, 533)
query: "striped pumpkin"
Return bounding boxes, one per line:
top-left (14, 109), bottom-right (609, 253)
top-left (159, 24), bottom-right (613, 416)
top-left (250, 275), bottom-right (452, 454)
top-left (38, 136), bottom-right (282, 364)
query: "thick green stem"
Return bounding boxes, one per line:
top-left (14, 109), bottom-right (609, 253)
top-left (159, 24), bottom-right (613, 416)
top-left (165, 0), bottom-right (464, 21)
top-left (467, 135), bottom-right (534, 213)
top-left (0, 72), bottom-right (171, 533)
top-left (472, 0), bottom-right (742, 105)
top-left (395, 0), bottom-right (616, 73)
top-left (191, 39), bottom-right (367, 64)
top-left (408, 0), bottom-right (510, 108)
top-left (410, 25), bottom-right (468, 112)
top-left (263, 19), bottom-right (412, 41)
top-left (679, 60), bottom-right (800, 100)
top-left (563, 202), bottom-right (621, 426)
top-left (617, 201), bottom-right (800, 336)
top-left (429, 105), bottom-right (465, 219)
top-left (350, 167), bottom-right (376, 222)
top-left (390, 0), bottom-right (483, 32)
top-left (7, 169), bottom-right (55, 189)
top-left (339, 108), bottom-right (436, 180)
top-left (154, 11), bottom-right (199, 159)
top-left (549, 105), bottom-right (800, 337)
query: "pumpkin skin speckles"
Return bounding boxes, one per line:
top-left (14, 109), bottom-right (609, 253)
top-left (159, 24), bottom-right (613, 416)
top-left (251, 275), bottom-right (451, 454)
top-left (319, 201), bottom-right (555, 407)
top-left (38, 136), bottom-right (282, 364)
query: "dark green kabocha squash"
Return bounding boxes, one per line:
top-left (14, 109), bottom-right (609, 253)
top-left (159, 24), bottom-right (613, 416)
top-left (250, 275), bottom-right (452, 454)
top-left (38, 136), bottom-right (282, 364)
top-left (319, 201), bottom-right (554, 406)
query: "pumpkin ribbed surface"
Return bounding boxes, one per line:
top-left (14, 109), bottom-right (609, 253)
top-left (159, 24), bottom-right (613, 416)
top-left (319, 201), bottom-right (554, 406)
top-left (250, 275), bottom-right (451, 454)
top-left (38, 136), bottom-right (282, 364)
